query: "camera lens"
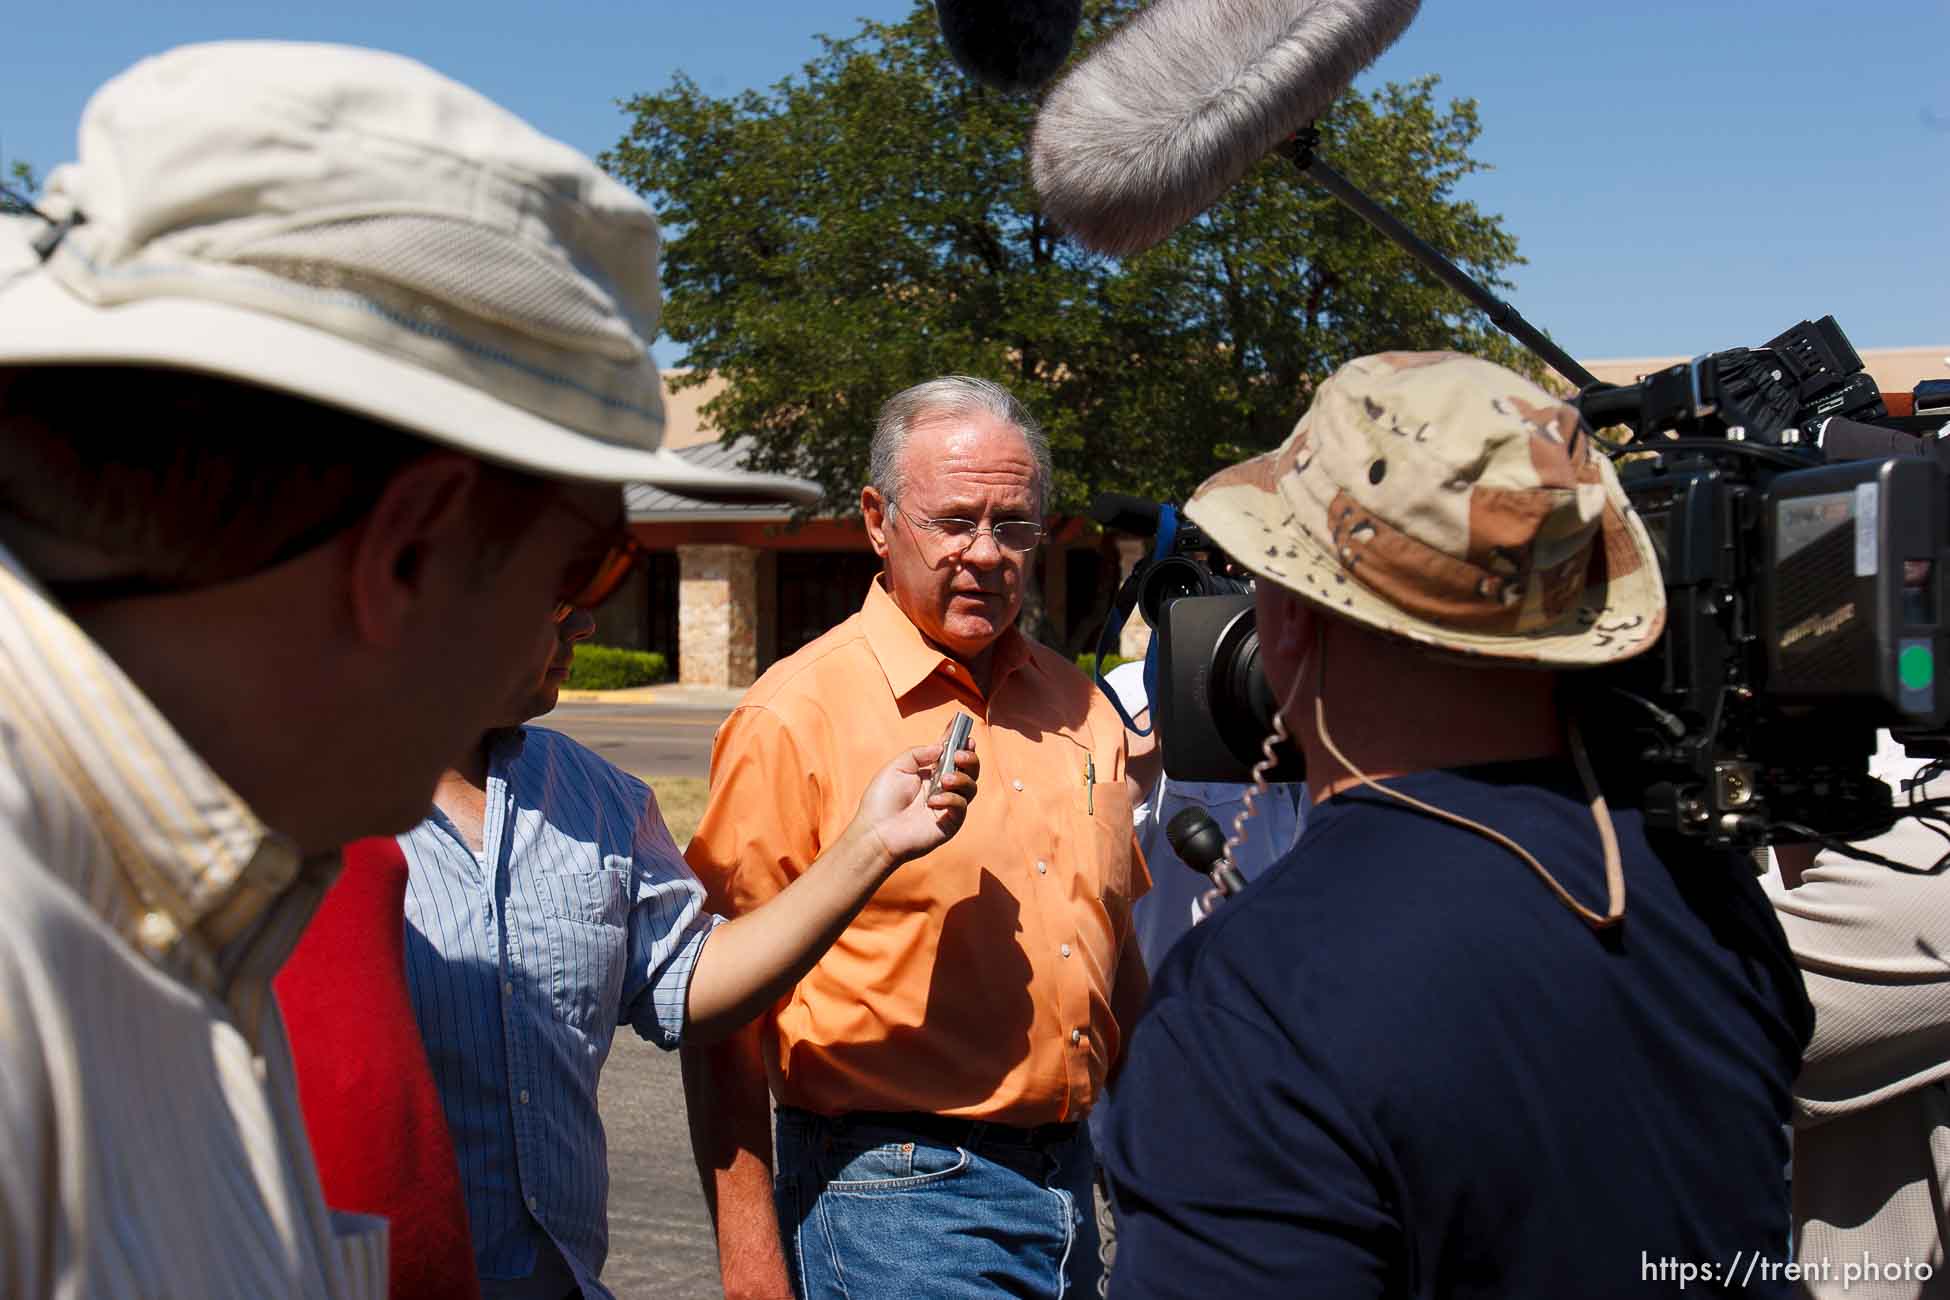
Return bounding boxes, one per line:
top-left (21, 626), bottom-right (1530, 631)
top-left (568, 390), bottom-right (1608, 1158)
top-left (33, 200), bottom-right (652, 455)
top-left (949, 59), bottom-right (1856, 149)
top-left (1138, 555), bottom-right (1219, 627)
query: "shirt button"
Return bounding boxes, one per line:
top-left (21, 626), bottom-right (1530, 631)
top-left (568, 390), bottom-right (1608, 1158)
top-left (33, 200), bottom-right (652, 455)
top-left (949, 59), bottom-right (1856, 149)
top-left (527, 1195), bottom-right (539, 1212)
top-left (136, 910), bottom-right (178, 952)
top-left (1070, 1027), bottom-right (1083, 1046)
top-left (519, 1089), bottom-right (530, 1104)
top-left (502, 980), bottom-right (514, 998)
top-left (1036, 860), bottom-right (1047, 874)
top-left (1012, 779), bottom-right (1025, 792)
top-left (1060, 943), bottom-right (1072, 958)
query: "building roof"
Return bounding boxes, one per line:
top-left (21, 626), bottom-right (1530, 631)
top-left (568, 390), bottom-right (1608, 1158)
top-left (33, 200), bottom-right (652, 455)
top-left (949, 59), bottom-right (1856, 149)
top-left (627, 439), bottom-right (808, 522)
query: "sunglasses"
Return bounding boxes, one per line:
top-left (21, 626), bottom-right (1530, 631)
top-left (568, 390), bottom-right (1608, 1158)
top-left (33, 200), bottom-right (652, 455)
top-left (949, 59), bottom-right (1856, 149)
top-left (549, 496), bottom-right (648, 623)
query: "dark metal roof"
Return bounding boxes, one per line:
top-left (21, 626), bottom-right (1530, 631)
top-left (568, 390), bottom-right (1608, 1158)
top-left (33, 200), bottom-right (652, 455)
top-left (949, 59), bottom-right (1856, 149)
top-left (626, 439), bottom-right (807, 521)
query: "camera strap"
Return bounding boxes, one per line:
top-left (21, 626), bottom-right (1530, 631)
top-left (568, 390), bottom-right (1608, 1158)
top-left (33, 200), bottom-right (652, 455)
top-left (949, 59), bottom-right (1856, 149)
top-left (1091, 506), bottom-right (1181, 736)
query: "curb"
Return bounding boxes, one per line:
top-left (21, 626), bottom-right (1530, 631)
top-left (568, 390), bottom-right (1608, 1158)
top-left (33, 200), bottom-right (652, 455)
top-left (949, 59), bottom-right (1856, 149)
top-left (553, 686), bottom-right (665, 704)
top-left (553, 685), bottom-right (749, 709)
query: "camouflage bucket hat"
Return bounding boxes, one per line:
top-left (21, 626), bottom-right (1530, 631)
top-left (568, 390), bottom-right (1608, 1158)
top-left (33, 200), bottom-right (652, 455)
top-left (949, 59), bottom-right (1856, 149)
top-left (1184, 351), bottom-right (1666, 667)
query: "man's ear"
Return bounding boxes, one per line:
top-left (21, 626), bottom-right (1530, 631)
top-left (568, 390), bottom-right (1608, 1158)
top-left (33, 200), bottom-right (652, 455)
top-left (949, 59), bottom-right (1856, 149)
top-left (1255, 581), bottom-right (1316, 697)
top-left (861, 485), bottom-right (892, 561)
top-left (345, 455), bottom-right (480, 648)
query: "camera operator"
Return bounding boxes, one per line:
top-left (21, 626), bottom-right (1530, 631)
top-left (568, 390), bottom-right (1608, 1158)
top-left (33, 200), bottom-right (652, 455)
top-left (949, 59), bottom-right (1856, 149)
top-left (1100, 351), bottom-right (1814, 1298)
top-left (1768, 734), bottom-right (1950, 1300)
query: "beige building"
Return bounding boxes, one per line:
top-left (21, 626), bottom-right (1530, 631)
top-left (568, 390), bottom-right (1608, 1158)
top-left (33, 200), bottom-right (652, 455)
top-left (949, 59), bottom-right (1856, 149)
top-left (620, 350), bottom-right (1950, 687)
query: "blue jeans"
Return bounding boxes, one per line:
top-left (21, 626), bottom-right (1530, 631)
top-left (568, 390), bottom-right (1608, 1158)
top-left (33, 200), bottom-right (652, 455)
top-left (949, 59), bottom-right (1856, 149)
top-left (774, 1107), bottom-right (1102, 1299)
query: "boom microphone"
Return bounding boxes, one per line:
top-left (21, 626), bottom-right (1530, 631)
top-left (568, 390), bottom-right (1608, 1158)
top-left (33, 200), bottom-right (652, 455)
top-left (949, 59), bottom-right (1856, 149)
top-left (934, 0), bottom-right (1084, 93)
top-left (1030, 0), bottom-right (1422, 255)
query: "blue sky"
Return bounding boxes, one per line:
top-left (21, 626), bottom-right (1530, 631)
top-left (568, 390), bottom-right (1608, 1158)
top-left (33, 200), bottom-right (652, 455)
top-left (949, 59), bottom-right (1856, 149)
top-left (7, 1), bottom-right (1946, 367)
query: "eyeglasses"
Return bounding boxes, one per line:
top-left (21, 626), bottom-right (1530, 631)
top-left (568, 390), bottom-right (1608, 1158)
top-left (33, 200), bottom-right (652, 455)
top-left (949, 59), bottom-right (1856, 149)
top-left (549, 495), bottom-right (647, 622)
top-left (893, 501), bottom-right (1045, 555)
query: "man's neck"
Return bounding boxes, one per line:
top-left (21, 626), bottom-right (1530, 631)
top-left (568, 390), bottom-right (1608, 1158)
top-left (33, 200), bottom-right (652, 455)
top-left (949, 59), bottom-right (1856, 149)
top-left (918, 626), bottom-right (1005, 697)
top-left (1297, 623), bottom-right (1565, 802)
top-left (960, 643), bottom-right (997, 696)
top-left (432, 735), bottom-right (496, 855)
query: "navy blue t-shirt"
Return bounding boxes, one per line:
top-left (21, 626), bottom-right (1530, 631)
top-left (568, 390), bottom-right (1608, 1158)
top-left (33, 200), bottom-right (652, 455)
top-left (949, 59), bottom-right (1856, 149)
top-left (1102, 761), bottom-right (1812, 1300)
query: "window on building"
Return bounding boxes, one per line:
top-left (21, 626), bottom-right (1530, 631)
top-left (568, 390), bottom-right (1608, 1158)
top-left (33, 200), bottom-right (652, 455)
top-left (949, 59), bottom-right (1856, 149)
top-left (775, 551), bottom-right (884, 662)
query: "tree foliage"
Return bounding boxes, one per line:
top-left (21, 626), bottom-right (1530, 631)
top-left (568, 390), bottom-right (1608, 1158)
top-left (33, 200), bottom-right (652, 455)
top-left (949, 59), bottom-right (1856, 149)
top-left (605, 0), bottom-right (1536, 515)
top-left (2, 159), bottom-right (41, 214)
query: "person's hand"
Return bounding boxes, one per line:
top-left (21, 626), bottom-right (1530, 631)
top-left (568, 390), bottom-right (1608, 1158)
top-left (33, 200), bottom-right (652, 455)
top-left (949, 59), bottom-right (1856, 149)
top-left (849, 741), bottom-right (980, 865)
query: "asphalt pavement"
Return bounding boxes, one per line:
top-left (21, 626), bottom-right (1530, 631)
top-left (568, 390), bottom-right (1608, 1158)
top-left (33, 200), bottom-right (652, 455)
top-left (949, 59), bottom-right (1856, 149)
top-left (538, 695), bottom-right (730, 780)
top-left (543, 693), bottom-right (733, 1297)
top-left (596, 1036), bottom-right (724, 1298)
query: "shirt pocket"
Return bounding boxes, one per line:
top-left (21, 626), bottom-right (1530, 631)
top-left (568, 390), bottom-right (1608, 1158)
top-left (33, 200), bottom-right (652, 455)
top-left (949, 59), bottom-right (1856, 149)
top-left (1055, 730), bottom-right (1137, 907)
top-left (538, 867), bottom-right (629, 1032)
top-left (1086, 778), bottom-right (1138, 907)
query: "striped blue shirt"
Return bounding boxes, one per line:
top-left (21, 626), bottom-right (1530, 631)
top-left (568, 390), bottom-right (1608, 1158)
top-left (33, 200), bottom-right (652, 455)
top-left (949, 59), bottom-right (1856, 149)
top-left (400, 726), bottom-right (717, 1298)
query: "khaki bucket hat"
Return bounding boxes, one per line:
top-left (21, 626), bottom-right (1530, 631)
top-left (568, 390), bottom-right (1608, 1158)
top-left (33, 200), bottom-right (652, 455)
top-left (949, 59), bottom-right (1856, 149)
top-left (1185, 351), bottom-right (1666, 667)
top-left (0, 41), bottom-right (817, 505)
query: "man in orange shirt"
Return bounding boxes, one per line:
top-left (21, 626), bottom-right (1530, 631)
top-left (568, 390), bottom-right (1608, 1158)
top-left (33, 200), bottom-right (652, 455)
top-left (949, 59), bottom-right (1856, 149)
top-left (683, 375), bottom-right (1150, 1300)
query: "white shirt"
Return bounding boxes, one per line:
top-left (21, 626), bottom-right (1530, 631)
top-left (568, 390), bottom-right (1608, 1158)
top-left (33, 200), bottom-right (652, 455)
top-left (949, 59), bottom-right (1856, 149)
top-left (1102, 660), bottom-right (1306, 969)
top-left (0, 545), bottom-right (385, 1298)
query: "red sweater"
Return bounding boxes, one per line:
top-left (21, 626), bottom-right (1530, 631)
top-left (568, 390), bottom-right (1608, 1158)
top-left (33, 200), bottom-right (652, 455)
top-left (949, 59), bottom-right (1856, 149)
top-left (276, 836), bottom-right (481, 1300)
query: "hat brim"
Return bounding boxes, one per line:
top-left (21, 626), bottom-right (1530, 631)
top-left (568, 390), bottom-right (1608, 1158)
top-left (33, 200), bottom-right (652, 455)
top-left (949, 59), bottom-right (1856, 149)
top-left (0, 269), bottom-right (820, 506)
top-left (1185, 446), bottom-right (1667, 668)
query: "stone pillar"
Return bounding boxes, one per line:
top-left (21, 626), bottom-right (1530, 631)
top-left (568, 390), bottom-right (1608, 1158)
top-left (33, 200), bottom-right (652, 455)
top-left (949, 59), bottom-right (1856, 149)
top-left (677, 544), bottom-right (759, 688)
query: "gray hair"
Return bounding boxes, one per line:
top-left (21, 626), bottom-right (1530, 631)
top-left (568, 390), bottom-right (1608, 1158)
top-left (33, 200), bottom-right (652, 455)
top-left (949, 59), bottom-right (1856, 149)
top-left (869, 375), bottom-right (1053, 514)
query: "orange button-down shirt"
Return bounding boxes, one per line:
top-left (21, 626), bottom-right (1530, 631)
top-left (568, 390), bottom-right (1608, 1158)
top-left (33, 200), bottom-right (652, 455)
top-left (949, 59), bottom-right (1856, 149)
top-left (686, 578), bottom-right (1149, 1127)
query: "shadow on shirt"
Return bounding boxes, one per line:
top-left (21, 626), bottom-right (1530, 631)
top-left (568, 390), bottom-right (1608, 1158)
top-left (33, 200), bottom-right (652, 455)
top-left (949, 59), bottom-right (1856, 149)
top-left (809, 868), bottom-right (1037, 1114)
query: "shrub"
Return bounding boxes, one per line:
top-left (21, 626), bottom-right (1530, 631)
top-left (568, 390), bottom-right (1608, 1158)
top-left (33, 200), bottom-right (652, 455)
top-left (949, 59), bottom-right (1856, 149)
top-left (565, 644), bottom-right (668, 690)
top-left (1076, 652), bottom-right (1134, 677)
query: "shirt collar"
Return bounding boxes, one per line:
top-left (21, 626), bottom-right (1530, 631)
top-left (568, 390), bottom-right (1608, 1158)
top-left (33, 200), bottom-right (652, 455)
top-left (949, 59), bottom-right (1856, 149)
top-left (0, 542), bottom-right (316, 1031)
top-left (858, 575), bottom-right (1041, 701)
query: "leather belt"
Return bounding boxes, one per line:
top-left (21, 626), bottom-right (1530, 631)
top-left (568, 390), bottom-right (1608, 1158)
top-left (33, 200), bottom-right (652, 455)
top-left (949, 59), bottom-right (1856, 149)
top-left (797, 1106), bottom-right (1080, 1151)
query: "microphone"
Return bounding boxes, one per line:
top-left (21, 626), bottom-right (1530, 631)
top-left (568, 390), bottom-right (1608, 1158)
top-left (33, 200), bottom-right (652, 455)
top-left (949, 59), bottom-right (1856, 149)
top-left (1166, 806), bottom-right (1249, 899)
top-left (1030, 0), bottom-right (1422, 255)
top-left (1089, 491), bottom-right (1166, 537)
top-left (1819, 417), bottom-right (1950, 471)
top-left (933, 0), bottom-right (1084, 94)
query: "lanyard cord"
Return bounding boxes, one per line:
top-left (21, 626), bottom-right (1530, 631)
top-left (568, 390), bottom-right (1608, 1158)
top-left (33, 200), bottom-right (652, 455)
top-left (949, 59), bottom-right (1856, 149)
top-left (1091, 506), bottom-right (1182, 737)
top-left (1308, 630), bottom-right (1627, 931)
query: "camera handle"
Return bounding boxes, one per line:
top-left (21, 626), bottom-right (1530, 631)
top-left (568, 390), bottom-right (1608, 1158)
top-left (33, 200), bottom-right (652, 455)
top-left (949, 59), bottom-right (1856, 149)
top-left (1279, 127), bottom-right (1598, 394)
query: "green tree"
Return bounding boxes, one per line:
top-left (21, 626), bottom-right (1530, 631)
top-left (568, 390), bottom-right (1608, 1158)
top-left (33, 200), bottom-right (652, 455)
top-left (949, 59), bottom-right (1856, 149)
top-left (605, 0), bottom-right (1534, 515)
top-left (2, 159), bottom-right (41, 213)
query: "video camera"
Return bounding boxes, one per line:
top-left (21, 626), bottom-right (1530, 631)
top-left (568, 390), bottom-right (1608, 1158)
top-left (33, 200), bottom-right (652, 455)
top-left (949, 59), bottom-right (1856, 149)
top-left (1573, 316), bottom-right (1950, 851)
top-left (1096, 316), bottom-right (1950, 856)
top-left (1089, 493), bottom-right (1302, 786)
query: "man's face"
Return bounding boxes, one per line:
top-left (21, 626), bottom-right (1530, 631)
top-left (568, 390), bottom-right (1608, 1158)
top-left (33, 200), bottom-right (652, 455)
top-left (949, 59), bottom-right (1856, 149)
top-left (863, 409), bottom-right (1038, 664)
top-left (505, 606), bottom-right (596, 728)
top-left (385, 479), bottom-right (624, 821)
